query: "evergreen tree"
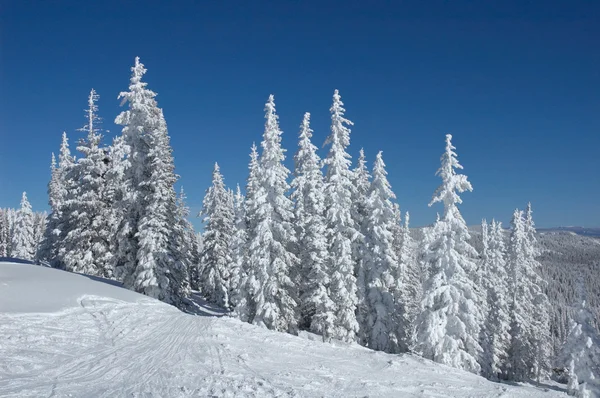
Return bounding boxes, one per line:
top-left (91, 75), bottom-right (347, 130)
top-left (397, 210), bottom-right (421, 352)
top-left (199, 163), bottom-right (235, 308)
top-left (175, 187), bottom-right (200, 291)
top-left (414, 134), bottom-right (482, 374)
top-left (363, 151), bottom-right (402, 352)
top-left (61, 89), bottom-right (112, 276)
top-left (105, 135), bottom-right (128, 276)
top-left (559, 301), bottom-right (600, 397)
top-left (352, 148), bottom-right (371, 344)
top-left (507, 206), bottom-right (551, 382)
top-left (39, 133), bottom-right (75, 268)
top-left (239, 96), bottom-right (299, 333)
top-left (12, 192), bottom-right (36, 260)
top-left (114, 57), bottom-right (189, 306)
top-left (291, 112), bottom-right (333, 335)
top-left (234, 143), bottom-right (260, 322)
top-left (480, 220), bottom-right (511, 379)
top-left (0, 209), bottom-right (9, 257)
top-left (323, 89), bottom-right (359, 342)
top-left (229, 184), bottom-right (247, 301)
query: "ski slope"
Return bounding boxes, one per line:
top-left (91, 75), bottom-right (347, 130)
top-left (0, 262), bottom-right (567, 397)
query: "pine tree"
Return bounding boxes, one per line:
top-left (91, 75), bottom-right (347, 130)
top-left (397, 210), bottom-right (421, 352)
top-left (363, 151), bottom-right (402, 353)
top-left (199, 163), bottom-right (235, 308)
top-left (105, 135), bottom-right (128, 277)
top-left (12, 192), bottom-right (36, 260)
top-left (114, 57), bottom-right (189, 306)
top-left (560, 301), bottom-right (600, 397)
top-left (414, 134), bottom-right (482, 374)
top-left (39, 133), bottom-right (75, 268)
top-left (0, 209), bottom-right (9, 257)
top-left (234, 144), bottom-right (260, 322)
top-left (323, 89), bottom-right (359, 342)
top-left (352, 148), bottom-right (371, 345)
top-left (175, 187), bottom-right (200, 291)
top-left (507, 206), bottom-right (551, 382)
top-left (480, 220), bottom-right (511, 379)
top-left (290, 112), bottom-right (334, 336)
top-left (61, 89), bottom-right (112, 277)
top-left (238, 96), bottom-right (299, 333)
top-left (229, 184), bottom-right (247, 302)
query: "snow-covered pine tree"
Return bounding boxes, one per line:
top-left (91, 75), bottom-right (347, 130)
top-left (175, 187), bottom-right (200, 291)
top-left (507, 206), bottom-right (551, 382)
top-left (323, 89), bottom-right (359, 342)
top-left (239, 96), bottom-right (299, 333)
top-left (11, 192), bottom-right (36, 261)
top-left (559, 301), bottom-right (600, 397)
top-left (229, 184), bottom-right (247, 302)
top-left (32, 212), bottom-right (47, 253)
top-left (199, 163), bottom-right (235, 308)
top-left (60, 89), bottom-right (112, 277)
top-left (397, 210), bottom-right (421, 352)
top-left (413, 134), bottom-right (483, 374)
top-left (290, 112), bottom-right (334, 336)
top-left (524, 202), bottom-right (552, 381)
top-left (114, 57), bottom-right (189, 306)
top-left (363, 151), bottom-right (402, 353)
top-left (480, 219), bottom-right (511, 379)
top-left (352, 148), bottom-right (371, 345)
top-left (39, 133), bottom-right (75, 268)
top-left (0, 208), bottom-right (9, 257)
top-left (234, 143), bottom-right (260, 322)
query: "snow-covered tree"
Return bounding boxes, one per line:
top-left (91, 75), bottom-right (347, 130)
top-left (105, 135), bottom-right (128, 276)
top-left (559, 301), bottom-right (600, 397)
top-left (60, 89), bottom-right (113, 277)
top-left (507, 207), bottom-right (551, 382)
top-left (199, 163), bottom-right (235, 308)
top-left (323, 89), bottom-right (359, 342)
top-left (397, 210), bottom-right (421, 351)
top-left (175, 187), bottom-right (200, 291)
top-left (237, 96), bottom-right (299, 333)
top-left (291, 112), bottom-right (333, 335)
top-left (234, 144), bottom-right (260, 322)
top-left (480, 219), bottom-right (511, 379)
top-left (32, 212), bottom-right (47, 252)
top-left (114, 57), bottom-right (189, 306)
top-left (229, 184), bottom-right (247, 301)
top-left (11, 192), bottom-right (36, 260)
top-left (352, 148), bottom-right (371, 344)
top-left (413, 134), bottom-right (483, 374)
top-left (363, 151), bottom-right (402, 353)
top-left (0, 208), bottom-right (10, 257)
top-left (38, 132), bottom-right (75, 267)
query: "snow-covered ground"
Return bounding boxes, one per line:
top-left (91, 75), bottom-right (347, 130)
top-left (0, 261), bottom-right (567, 397)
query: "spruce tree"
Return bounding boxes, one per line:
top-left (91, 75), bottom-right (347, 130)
top-left (507, 206), bottom-right (551, 382)
top-left (114, 57), bottom-right (189, 306)
top-left (234, 144), bottom-right (260, 322)
top-left (352, 148), bottom-right (371, 344)
top-left (239, 96), bottom-right (299, 333)
top-left (175, 187), bottom-right (200, 291)
top-left (291, 112), bottom-right (333, 335)
top-left (363, 151), bottom-right (402, 352)
top-left (61, 89), bottom-right (112, 276)
top-left (323, 89), bottom-right (359, 342)
top-left (414, 134), bottom-right (483, 374)
top-left (199, 163), bottom-right (235, 308)
top-left (397, 210), bottom-right (421, 352)
top-left (12, 192), bottom-right (36, 261)
top-left (480, 220), bottom-right (511, 379)
top-left (229, 184), bottom-right (247, 302)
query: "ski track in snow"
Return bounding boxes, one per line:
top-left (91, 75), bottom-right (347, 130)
top-left (0, 263), bottom-right (567, 397)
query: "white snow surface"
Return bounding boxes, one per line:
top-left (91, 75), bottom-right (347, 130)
top-left (0, 262), bottom-right (567, 397)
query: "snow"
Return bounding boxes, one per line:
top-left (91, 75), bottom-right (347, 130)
top-left (0, 261), bottom-right (567, 397)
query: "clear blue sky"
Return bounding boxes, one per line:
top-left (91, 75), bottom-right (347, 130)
top-left (1, 1), bottom-right (598, 229)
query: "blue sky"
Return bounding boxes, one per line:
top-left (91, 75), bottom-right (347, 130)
top-left (1, 1), bottom-right (598, 229)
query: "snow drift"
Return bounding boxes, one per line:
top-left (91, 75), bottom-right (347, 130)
top-left (0, 262), bottom-right (566, 397)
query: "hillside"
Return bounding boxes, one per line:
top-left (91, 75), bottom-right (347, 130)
top-left (0, 261), bottom-right (567, 397)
